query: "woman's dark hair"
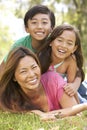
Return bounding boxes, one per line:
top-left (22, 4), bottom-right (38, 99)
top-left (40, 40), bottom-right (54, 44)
top-left (24, 5), bottom-right (55, 29)
top-left (37, 24), bottom-right (85, 81)
top-left (0, 46), bottom-right (41, 112)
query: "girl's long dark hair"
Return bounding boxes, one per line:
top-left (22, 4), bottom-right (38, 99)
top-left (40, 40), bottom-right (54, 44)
top-left (37, 24), bottom-right (85, 81)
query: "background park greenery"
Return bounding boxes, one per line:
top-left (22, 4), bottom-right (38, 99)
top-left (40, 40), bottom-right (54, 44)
top-left (0, 0), bottom-right (87, 66)
top-left (0, 0), bottom-right (87, 129)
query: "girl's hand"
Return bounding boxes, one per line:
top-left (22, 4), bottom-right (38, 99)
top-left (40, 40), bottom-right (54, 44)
top-left (63, 83), bottom-right (77, 96)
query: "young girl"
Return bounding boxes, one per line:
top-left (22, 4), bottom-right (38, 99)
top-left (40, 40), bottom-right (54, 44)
top-left (37, 24), bottom-right (85, 103)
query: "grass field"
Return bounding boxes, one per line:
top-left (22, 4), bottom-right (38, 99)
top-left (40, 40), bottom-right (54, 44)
top-left (0, 110), bottom-right (87, 130)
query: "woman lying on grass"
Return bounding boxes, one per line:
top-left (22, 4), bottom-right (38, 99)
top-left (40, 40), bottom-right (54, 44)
top-left (0, 46), bottom-right (87, 120)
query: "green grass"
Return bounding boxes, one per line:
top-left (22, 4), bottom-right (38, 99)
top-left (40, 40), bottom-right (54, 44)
top-left (0, 110), bottom-right (87, 130)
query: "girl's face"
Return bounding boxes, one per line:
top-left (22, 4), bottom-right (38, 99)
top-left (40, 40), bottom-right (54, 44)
top-left (14, 56), bottom-right (41, 93)
top-left (26, 13), bottom-right (52, 41)
top-left (50, 30), bottom-right (77, 60)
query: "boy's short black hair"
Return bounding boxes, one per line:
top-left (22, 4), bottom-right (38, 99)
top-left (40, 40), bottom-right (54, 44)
top-left (24, 5), bottom-right (55, 29)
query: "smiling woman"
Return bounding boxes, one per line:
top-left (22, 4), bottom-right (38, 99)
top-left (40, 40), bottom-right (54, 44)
top-left (14, 55), bottom-right (41, 91)
top-left (0, 46), bottom-right (87, 120)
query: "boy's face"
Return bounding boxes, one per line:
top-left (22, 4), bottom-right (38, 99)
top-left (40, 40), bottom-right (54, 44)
top-left (25, 13), bottom-right (52, 41)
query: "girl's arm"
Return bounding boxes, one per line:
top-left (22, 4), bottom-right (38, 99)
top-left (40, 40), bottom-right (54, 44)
top-left (67, 56), bottom-right (77, 82)
top-left (64, 74), bottom-right (81, 96)
top-left (64, 57), bottom-right (81, 96)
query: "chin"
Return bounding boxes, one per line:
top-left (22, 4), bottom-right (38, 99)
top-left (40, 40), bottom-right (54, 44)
top-left (29, 84), bottom-right (40, 90)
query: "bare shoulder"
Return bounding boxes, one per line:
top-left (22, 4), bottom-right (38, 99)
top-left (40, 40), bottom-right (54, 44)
top-left (65, 55), bottom-right (77, 64)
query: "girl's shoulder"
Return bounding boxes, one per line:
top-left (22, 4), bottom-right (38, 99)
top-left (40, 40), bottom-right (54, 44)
top-left (65, 55), bottom-right (77, 64)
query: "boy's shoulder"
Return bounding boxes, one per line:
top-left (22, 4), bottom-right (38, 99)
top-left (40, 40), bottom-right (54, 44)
top-left (15, 35), bottom-right (31, 44)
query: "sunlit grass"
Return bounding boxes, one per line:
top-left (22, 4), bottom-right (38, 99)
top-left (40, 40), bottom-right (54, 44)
top-left (0, 110), bottom-right (87, 130)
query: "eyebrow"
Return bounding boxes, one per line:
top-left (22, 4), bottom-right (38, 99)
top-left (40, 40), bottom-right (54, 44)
top-left (58, 36), bottom-right (74, 42)
top-left (31, 18), bottom-right (49, 20)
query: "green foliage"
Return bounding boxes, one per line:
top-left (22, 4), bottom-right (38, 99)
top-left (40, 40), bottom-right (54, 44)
top-left (57, 0), bottom-right (87, 60)
top-left (0, 0), bottom-right (87, 62)
top-left (0, 23), bottom-right (12, 62)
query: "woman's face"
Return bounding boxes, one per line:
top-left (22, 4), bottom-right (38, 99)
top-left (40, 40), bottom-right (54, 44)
top-left (14, 56), bottom-right (41, 92)
top-left (50, 30), bottom-right (77, 60)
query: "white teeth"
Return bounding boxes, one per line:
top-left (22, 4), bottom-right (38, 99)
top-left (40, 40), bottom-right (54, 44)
top-left (36, 32), bottom-right (44, 35)
top-left (29, 79), bottom-right (37, 83)
top-left (58, 49), bottom-right (65, 53)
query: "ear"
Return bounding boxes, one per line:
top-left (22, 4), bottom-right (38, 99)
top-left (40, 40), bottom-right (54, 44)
top-left (25, 27), bottom-right (29, 33)
top-left (49, 43), bottom-right (52, 46)
top-left (49, 40), bottom-right (54, 46)
top-left (72, 45), bottom-right (78, 53)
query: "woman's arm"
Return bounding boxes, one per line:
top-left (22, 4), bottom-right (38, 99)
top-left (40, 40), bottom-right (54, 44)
top-left (31, 103), bottom-right (87, 121)
top-left (31, 94), bottom-right (87, 121)
top-left (47, 103), bottom-right (87, 118)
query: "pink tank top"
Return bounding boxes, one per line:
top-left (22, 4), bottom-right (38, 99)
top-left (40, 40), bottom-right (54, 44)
top-left (41, 71), bottom-right (66, 111)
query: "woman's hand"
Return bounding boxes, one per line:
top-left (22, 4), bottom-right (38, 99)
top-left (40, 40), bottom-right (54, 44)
top-left (31, 110), bottom-right (62, 121)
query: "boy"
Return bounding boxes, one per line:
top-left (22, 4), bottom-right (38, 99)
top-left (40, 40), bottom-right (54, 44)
top-left (0, 5), bottom-right (55, 74)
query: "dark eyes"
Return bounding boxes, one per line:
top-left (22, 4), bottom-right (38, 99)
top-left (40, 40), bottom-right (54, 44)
top-left (19, 66), bottom-right (38, 74)
top-left (20, 70), bottom-right (27, 74)
top-left (56, 38), bottom-right (73, 45)
top-left (42, 21), bottom-right (48, 24)
top-left (56, 38), bottom-right (63, 42)
top-left (31, 21), bottom-right (48, 25)
top-left (32, 65), bottom-right (38, 69)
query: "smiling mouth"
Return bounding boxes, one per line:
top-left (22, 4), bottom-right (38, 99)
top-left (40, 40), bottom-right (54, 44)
top-left (58, 49), bottom-right (66, 54)
top-left (26, 78), bottom-right (38, 85)
top-left (35, 31), bottom-right (45, 36)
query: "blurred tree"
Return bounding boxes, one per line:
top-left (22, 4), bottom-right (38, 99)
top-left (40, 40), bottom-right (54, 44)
top-left (0, 1), bottom-right (13, 62)
top-left (0, 0), bottom-right (87, 62)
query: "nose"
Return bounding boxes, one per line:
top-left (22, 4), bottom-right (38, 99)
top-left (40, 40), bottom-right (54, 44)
top-left (37, 23), bottom-right (43, 28)
top-left (62, 41), bottom-right (67, 48)
top-left (27, 70), bottom-right (35, 78)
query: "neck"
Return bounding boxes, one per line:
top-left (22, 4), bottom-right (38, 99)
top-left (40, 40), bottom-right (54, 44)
top-left (23, 83), bottom-right (49, 112)
top-left (51, 54), bottom-right (64, 65)
top-left (31, 39), bottom-right (45, 51)
top-left (25, 83), bottom-right (43, 99)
